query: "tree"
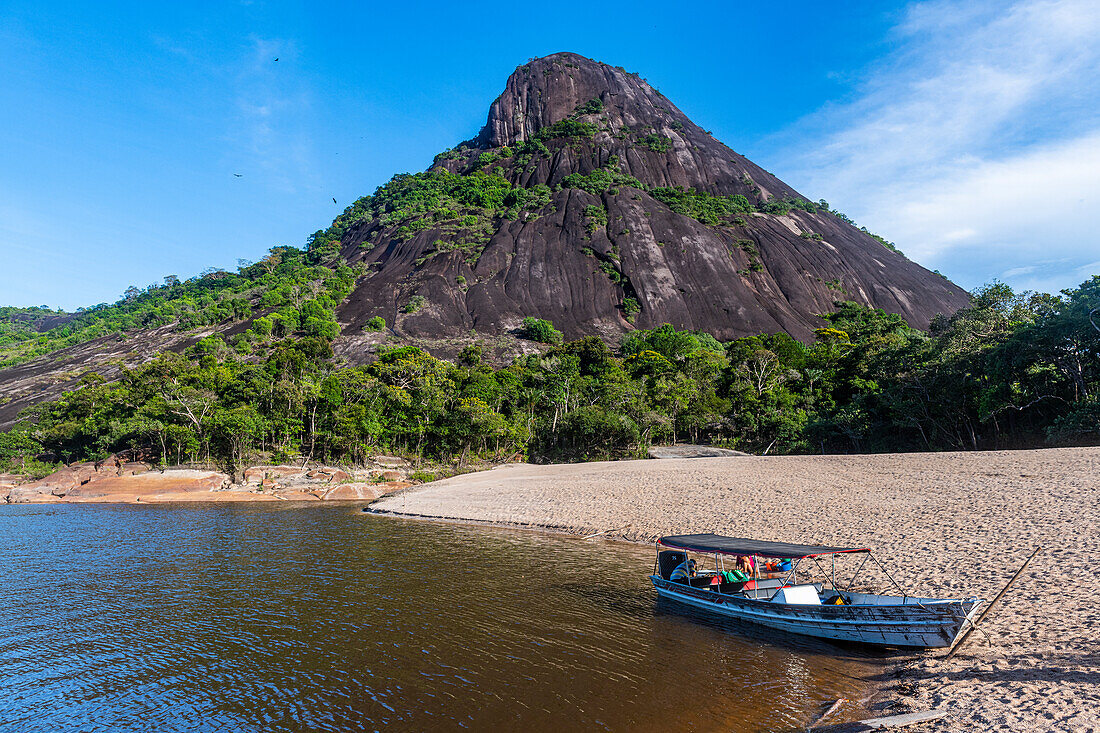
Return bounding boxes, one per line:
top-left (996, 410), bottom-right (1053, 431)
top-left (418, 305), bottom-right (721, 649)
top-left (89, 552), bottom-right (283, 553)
top-left (0, 427), bottom-right (41, 471)
top-left (521, 317), bottom-right (563, 345)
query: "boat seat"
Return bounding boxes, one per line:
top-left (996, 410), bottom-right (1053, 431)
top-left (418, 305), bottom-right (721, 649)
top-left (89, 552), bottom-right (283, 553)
top-left (739, 581), bottom-right (826, 600)
top-left (657, 550), bottom-right (687, 580)
top-left (772, 584), bottom-right (823, 605)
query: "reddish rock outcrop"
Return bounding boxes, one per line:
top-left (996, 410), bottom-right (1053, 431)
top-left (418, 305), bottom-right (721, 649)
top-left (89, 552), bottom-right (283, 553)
top-left (2, 461), bottom-right (415, 504)
top-left (0, 475), bottom-right (16, 502)
top-left (242, 465), bottom-right (357, 491)
top-left (9, 463), bottom-right (99, 501)
top-left (64, 470), bottom-right (229, 500)
top-left (137, 489), bottom-right (278, 503)
top-left (321, 482), bottom-right (411, 500)
top-left (272, 490), bottom-right (322, 501)
top-left (8, 454), bottom-right (161, 503)
top-left (9, 489), bottom-right (64, 503)
top-left (6, 463), bottom-right (227, 503)
top-left (119, 461), bottom-right (152, 476)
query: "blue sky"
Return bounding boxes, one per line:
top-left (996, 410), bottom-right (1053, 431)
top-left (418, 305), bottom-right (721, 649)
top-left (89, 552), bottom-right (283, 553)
top-left (1, 0), bottom-right (1097, 311)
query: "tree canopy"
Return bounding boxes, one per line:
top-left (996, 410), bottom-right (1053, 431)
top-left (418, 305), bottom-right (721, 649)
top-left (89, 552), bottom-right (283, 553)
top-left (3, 276), bottom-right (1097, 477)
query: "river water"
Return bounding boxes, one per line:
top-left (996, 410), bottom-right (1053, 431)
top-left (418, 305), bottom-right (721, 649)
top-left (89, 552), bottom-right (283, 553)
top-left (0, 504), bottom-right (884, 732)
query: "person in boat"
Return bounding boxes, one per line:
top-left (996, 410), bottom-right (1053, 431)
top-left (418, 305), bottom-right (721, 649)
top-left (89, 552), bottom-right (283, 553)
top-left (719, 568), bottom-right (749, 583)
top-left (719, 556), bottom-right (754, 584)
top-left (669, 558), bottom-right (697, 583)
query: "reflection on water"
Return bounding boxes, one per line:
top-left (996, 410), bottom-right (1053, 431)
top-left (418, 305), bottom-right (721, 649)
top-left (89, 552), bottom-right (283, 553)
top-left (0, 504), bottom-right (884, 732)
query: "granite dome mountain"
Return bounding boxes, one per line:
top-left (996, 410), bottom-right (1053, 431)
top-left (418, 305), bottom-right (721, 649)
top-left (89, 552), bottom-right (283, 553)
top-left (0, 52), bottom-right (972, 427)
top-left (327, 51), bottom-right (968, 343)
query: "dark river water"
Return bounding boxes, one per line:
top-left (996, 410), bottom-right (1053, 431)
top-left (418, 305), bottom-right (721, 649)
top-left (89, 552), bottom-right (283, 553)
top-left (0, 504), bottom-right (885, 732)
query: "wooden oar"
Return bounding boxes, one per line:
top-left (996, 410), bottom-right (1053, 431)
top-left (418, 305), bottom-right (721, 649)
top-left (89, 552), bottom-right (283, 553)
top-left (811, 708), bottom-right (949, 730)
top-left (945, 547), bottom-right (1042, 660)
top-left (807, 698), bottom-right (846, 730)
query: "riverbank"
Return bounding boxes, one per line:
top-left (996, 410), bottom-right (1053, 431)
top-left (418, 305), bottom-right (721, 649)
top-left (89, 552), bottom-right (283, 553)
top-left (0, 455), bottom-right (421, 503)
top-left (371, 447), bottom-right (1100, 732)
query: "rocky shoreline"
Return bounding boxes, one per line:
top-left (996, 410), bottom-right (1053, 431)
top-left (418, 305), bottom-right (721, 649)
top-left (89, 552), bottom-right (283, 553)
top-left (0, 454), bottom-right (416, 504)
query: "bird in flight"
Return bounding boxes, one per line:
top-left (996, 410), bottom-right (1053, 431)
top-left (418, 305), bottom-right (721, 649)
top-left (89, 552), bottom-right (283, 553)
top-left (233, 173), bottom-right (242, 178)
top-left (332, 197), bottom-right (338, 205)
top-left (274, 57), bottom-right (279, 62)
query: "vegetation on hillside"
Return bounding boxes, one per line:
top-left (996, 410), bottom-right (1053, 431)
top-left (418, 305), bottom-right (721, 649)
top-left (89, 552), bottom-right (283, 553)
top-left (3, 277), bottom-right (1097, 475)
top-left (0, 248), bottom-right (356, 369)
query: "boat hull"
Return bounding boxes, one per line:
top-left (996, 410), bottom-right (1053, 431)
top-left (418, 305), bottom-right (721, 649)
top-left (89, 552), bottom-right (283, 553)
top-left (651, 576), bottom-right (980, 648)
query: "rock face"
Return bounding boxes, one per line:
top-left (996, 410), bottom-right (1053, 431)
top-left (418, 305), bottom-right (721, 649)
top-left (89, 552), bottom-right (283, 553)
top-left (8, 461), bottom-right (229, 503)
top-left (0, 474), bottom-right (19, 502)
top-left (4, 458), bottom-right (415, 504)
top-left (64, 470), bottom-right (228, 500)
top-left (0, 323), bottom-right (232, 429)
top-left (336, 52), bottom-right (969, 343)
top-left (320, 482), bottom-right (412, 501)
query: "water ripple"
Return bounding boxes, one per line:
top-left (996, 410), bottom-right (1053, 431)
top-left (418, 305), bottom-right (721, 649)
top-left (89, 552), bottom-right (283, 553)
top-left (0, 504), bottom-right (884, 732)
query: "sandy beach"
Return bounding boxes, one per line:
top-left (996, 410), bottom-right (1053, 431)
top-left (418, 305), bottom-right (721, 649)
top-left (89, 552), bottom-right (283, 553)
top-left (372, 447), bottom-right (1100, 732)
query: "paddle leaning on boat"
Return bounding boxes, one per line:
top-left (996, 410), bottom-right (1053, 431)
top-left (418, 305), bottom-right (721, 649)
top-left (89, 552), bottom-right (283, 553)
top-left (650, 534), bottom-right (982, 649)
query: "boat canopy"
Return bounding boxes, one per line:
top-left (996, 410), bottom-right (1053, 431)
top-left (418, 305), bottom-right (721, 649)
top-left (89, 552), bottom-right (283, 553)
top-left (658, 533), bottom-right (870, 559)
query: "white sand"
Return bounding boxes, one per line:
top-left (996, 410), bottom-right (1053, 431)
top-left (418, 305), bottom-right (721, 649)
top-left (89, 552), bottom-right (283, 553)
top-left (373, 447), bottom-right (1100, 731)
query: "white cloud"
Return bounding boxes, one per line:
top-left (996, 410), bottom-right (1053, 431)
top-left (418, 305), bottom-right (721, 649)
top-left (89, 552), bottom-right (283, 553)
top-left (888, 130), bottom-right (1100, 256)
top-left (775, 0), bottom-right (1100, 293)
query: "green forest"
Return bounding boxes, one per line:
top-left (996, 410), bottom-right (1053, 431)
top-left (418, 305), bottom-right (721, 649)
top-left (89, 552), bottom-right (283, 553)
top-left (2, 256), bottom-right (1097, 477)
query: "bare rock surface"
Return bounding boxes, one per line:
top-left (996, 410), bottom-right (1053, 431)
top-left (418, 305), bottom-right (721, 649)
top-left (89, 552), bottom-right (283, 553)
top-left (0, 325), bottom-right (218, 428)
top-left (337, 52), bottom-right (969, 343)
top-left (6, 463), bottom-right (230, 503)
top-left (6, 455), bottom-right (149, 501)
top-left (321, 481), bottom-right (411, 501)
top-left (271, 490), bottom-right (322, 501)
top-left (65, 470), bottom-right (229, 500)
top-left (4, 456), bottom-right (416, 503)
top-left (11, 464), bottom-right (99, 500)
top-left (0, 474), bottom-right (16, 502)
top-left (243, 465), bottom-right (352, 487)
top-left (9, 490), bottom-right (64, 503)
top-left (243, 465), bottom-right (309, 484)
top-left (138, 490), bottom-right (281, 503)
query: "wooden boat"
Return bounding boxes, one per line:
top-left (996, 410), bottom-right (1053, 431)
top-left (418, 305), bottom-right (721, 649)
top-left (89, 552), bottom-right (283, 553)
top-left (650, 534), bottom-right (982, 649)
